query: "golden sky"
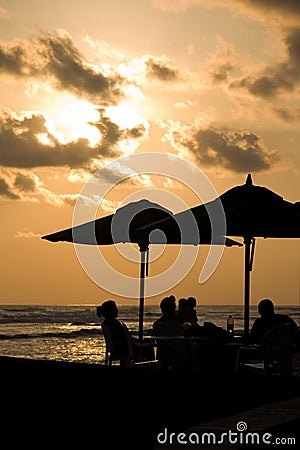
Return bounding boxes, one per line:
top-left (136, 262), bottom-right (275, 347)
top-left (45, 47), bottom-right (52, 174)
top-left (0, 0), bottom-right (299, 306)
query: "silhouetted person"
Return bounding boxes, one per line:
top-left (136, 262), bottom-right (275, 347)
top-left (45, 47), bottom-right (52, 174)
top-left (152, 295), bottom-right (183, 335)
top-left (97, 300), bottom-right (154, 366)
top-left (175, 297), bottom-right (188, 324)
top-left (175, 296), bottom-right (199, 330)
top-left (152, 296), bottom-right (189, 368)
top-left (97, 300), bottom-right (133, 366)
top-left (249, 298), bottom-right (299, 345)
top-left (175, 296), bottom-right (229, 341)
top-left (186, 296), bottom-right (197, 308)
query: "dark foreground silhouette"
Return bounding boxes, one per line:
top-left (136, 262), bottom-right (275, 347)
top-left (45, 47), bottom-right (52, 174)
top-left (1, 356), bottom-right (300, 449)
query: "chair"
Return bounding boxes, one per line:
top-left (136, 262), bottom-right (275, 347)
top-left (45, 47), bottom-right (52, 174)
top-left (102, 320), bottom-right (157, 367)
top-left (101, 320), bottom-right (135, 367)
top-left (235, 323), bottom-right (300, 376)
top-left (152, 321), bottom-right (191, 369)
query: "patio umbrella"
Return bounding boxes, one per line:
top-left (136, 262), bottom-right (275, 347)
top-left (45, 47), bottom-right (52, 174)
top-left (42, 199), bottom-right (240, 340)
top-left (140, 174), bottom-right (300, 337)
top-left (218, 174), bottom-right (300, 337)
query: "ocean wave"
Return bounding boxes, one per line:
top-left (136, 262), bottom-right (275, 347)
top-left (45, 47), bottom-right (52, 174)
top-left (0, 327), bottom-right (102, 341)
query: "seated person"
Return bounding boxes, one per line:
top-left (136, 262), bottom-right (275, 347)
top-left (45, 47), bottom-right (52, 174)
top-left (175, 297), bottom-right (230, 342)
top-left (176, 297), bottom-right (198, 325)
top-left (97, 300), bottom-right (154, 366)
top-left (175, 297), bottom-right (188, 324)
top-left (249, 298), bottom-right (300, 345)
top-left (152, 296), bottom-right (189, 369)
top-left (152, 295), bottom-right (183, 335)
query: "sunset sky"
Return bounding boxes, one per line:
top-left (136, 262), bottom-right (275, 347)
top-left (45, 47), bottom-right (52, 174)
top-left (0, 0), bottom-right (299, 307)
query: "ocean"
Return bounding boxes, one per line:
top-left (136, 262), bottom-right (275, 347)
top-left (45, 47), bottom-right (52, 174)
top-left (0, 304), bottom-right (299, 364)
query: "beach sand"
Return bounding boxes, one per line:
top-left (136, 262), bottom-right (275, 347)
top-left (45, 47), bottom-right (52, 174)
top-left (1, 355), bottom-right (300, 449)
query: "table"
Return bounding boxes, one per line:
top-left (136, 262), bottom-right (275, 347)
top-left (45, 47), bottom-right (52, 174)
top-left (149, 335), bottom-right (243, 372)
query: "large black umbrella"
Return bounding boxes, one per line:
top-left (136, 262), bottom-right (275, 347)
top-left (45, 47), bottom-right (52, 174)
top-left (140, 174), bottom-right (300, 337)
top-left (218, 174), bottom-right (300, 337)
top-left (42, 199), bottom-right (240, 340)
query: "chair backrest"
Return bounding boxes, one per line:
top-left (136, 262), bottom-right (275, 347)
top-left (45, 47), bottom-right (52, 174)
top-left (152, 320), bottom-right (189, 369)
top-left (101, 320), bottom-right (135, 365)
top-left (258, 323), bottom-right (299, 362)
top-left (119, 320), bottom-right (135, 359)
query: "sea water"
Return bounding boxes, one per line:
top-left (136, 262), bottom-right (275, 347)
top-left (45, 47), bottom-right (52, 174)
top-left (0, 304), bottom-right (299, 364)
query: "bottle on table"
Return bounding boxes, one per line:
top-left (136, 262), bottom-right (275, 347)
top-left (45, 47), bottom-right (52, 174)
top-left (227, 315), bottom-right (234, 334)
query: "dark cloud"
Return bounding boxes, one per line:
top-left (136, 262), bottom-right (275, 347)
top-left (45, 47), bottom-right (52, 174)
top-left (0, 177), bottom-right (19, 199)
top-left (165, 124), bottom-right (279, 173)
top-left (257, 0), bottom-right (300, 17)
top-left (230, 28), bottom-right (300, 98)
top-left (14, 173), bottom-right (36, 192)
top-left (218, 0), bottom-right (300, 25)
top-left (192, 128), bottom-right (279, 172)
top-left (0, 110), bottom-right (97, 168)
top-left (210, 62), bottom-right (236, 84)
top-left (37, 32), bottom-right (124, 104)
top-left (246, 0), bottom-right (300, 20)
top-left (0, 31), bottom-right (125, 105)
top-left (127, 124), bottom-right (147, 138)
top-left (272, 105), bottom-right (300, 123)
top-left (207, 38), bottom-right (238, 85)
top-left (146, 56), bottom-right (179, 81)
top-left (0, 109), bottom-right (148, 169)
top-left (0, 169), bottom-right (83, 205)
top-left (196, 128), bottom-right (279, 172)
top-left (0, 44), bottom-right (28, 76)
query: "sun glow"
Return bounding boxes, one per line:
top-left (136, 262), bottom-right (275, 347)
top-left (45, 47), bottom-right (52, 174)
top-left (47, 98), bottom-right (101, 146)
top-left (107, 102), bottom-right (147, 130)
top-left (105, 83), bottom-right (146, 129)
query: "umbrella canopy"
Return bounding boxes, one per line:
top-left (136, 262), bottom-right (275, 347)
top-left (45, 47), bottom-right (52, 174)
top-left (42, 199), bottom-right (174, 341)
top-left (218, 174), bottom-right (300, 239)
top-left (43, 198), bottom-right (239, 247)
top-left (42, 199), bottom-right (174, 248)
top-left (140, 174), bottom-right (300, 337)
top-left (195, 174), bottom-right (300, 336)
top-left (42, 199), bottom-right (241, 340)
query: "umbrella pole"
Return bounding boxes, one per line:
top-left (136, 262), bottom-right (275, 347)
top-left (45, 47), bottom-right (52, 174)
top-left (244, 236), bottom-right (255, 340)
top-left (244, 238), bottom-right (251, 339)
top-left (138, 243), bottom-right (149, 342)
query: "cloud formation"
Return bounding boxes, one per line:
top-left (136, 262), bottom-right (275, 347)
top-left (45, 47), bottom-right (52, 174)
top-left (0, 176), bottom-right (19, 199)
top-left (230, 28), bottom-right (300, 98)
top-left (219, 0), bottom-right (300, 26)
top-left (207, 37), bottom-right (240, 85)
top-left (0, 167), bottom-right (82, 205)
top-left (0, 16), bottom-right (294, 205)
top-left (161, 120), bottom-right (279, 173)
top-left (154, 0), bottom-right (300, 25)
top-left (0, 30), bottom-right (125, 105)
top-left (0, 108), bottom-right (148, 169)
top-left (272, 106), bottom-right (300, 124)
top-left (0, 32), bottom-right (181, 204)
top-left (146, 56), bottom-right (180, 81)
top-left (15, 231), bottom-right (42, 238)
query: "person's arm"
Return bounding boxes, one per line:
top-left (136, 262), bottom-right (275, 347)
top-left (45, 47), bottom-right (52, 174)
top-left (248, 319), bottom-right (260, 344)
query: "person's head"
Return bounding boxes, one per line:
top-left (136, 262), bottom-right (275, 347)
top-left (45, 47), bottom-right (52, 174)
top-left (96, 300), bottom-right (118, 319)
top-left (178, 298), bottom-right (187, 310)
top-left (186, 296), bottom-right (197, 308)
top-left (258, 299), bottom-right (275, 318)
top-left (160, 296), bottom-right (176, 315)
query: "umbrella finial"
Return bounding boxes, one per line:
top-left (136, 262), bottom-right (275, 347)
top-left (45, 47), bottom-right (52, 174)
top-left (245, 174), bottom-right (253, 186)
